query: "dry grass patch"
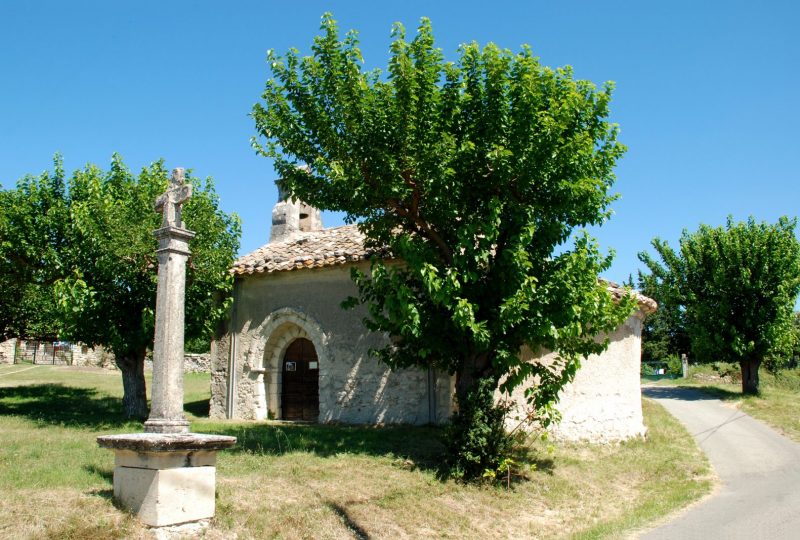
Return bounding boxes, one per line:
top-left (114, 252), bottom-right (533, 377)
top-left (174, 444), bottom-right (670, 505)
top-left (201, 400), bottom-right (710, 539)
top-left (0, 489), bottom-right (143, 540)
top-left (0, 366), bottom-right (711, 539)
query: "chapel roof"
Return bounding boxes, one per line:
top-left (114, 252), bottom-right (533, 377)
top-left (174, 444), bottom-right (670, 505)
top-left (232, 224), bottom-right (374, 275)
top-left (605, 281), bottom-right (657, 314)
top-left (232, 224), bottom-right (656, 313)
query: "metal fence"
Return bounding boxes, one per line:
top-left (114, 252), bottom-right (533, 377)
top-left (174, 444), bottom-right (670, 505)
top-left (641, 356), bottom-right (689, 379)
top-left (14, 340), bottom-right (74, 365)
top-left (641, 361), bottom-right (671, 376)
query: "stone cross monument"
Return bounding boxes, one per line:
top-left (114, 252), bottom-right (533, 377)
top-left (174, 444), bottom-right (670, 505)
top-left (145, 167), bottom-right (195, 434)
top-left (98, 167), bottom-right (235, 529)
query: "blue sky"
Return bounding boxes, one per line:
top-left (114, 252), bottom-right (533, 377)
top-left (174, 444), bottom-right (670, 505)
top-left (1, 1), bottom-right (798, 285)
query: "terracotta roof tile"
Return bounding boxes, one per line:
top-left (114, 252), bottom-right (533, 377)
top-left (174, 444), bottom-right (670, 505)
top-left (232, 225), bottom-right (657, 313)
top-left (232, 224), bottom-right (377, 275)
top-left (605, 280), bottom-right (658, 314)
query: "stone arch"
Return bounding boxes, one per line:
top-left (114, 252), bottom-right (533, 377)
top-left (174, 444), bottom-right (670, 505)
top-left (253, 308), bottom-right (328, 420)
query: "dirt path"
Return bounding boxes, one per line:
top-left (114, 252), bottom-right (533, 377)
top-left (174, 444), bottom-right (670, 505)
top-left (640, 386), bottom-right (800, 539)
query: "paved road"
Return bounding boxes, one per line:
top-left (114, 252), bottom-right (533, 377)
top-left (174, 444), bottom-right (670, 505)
top-left (640, 386), bottom-right (800, 540)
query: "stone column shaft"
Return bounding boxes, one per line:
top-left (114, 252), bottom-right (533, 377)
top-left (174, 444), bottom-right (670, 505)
top-left (144, 226), bottom-right (196, 434)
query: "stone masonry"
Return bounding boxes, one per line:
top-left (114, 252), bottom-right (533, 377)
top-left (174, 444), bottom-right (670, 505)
top-left (211, 193), bottom-right (656, 442)
top-left (0, 338), bottom-right (16, 364)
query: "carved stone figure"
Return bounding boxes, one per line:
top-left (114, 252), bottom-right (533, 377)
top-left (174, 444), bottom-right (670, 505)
top-left (154, 167), bottom-right (193, 229)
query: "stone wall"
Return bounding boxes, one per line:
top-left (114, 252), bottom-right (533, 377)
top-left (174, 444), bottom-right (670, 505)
top-left (72, 344), bottom-right (117, 369)
top-left (212, 263), bottom-right (648, 442)
top-left (145, 353), bottom-right (211, 373)
top-left (0, 338), bottom-right (211, 373)
top-left (183, 353), bottom-right (211, 373)
top-left (211, 263), bottom-right (452, 424)
top-left (210, 330), bottom-right (232, 419)
top-left (504, 313), bottom-right (647, 442)
top-left (0, 338), bottom-right (16, 364)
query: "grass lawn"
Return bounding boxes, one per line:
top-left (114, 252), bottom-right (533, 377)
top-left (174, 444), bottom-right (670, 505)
top-left (0, 364), bottom-right (711, 539)
top-left (643, 365), bottom-right (800, 443)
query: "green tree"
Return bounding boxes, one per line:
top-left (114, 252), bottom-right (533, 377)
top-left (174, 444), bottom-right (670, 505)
top-left (790, 313), bottom-right (800, 368)
top-left (0, 160), bottom-right (68, 340)
top-left (763, 310), bottom-right (800, 373)
top-left (253, 14), bottom-right (634, 478)
top-left (635, 274), bottom-right (690, 362)
top-left (2, 156), bottom-right (240, 418)
top-left (639, 217), bottom-right (800, 394)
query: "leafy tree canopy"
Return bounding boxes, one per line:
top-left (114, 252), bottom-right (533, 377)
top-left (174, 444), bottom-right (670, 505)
top-left (639, 216), bottom-right (800, 394)
top-left (1, 155), bottom-right (241, 418)
top-left (634, 273), bottom-right (690, 363)
top-left (0, 159), bottom-right (68, 340)
top-left (253, 14), bottom-right (635, 478)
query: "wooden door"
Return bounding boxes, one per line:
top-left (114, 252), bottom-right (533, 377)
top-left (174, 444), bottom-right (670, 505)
top-left (281, 338), bottom-right (319, 421)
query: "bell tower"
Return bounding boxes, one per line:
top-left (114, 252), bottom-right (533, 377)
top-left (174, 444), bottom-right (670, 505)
top-left (269, 181), bottom-right (323, 243)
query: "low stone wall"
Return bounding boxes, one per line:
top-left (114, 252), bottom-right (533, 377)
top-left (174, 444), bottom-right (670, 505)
top-left (183, 354), bottom-right (211, 373)
top-left (0, 338), bottom-right (209, 373)
top-left (0, 338), bottom-right (17, 364)
top-left (72, 344), bottom-right (117, 369)
top-left (145, 353), bottom-right (211, 373)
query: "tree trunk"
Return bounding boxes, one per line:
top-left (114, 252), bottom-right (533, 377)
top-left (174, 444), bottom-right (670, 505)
top-left (117, 349), bottom-right (149, 420)
top-left (448, 352), bottom-right (509, 480)
top-left (740, 358), bottom-right (761, 395)
top-left (455, 352), bottom-right (493, 410)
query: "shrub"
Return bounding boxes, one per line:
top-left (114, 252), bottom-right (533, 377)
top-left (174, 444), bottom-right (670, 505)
top-left (711, 361), bottom-right (741, 381)
top-left (665, 355), bottom-right (683, 377)
top-left (445, 377), bottom-right (513, 480)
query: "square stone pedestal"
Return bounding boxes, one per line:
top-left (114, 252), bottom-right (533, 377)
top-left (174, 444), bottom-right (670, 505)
top-left (97, 433), bottom-right (236, 527)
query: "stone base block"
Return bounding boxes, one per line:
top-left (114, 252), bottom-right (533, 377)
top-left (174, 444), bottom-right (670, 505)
top-left (114, 466), bottom-right (215, 527)
top-left (97, 432), bottom-right (236, 528)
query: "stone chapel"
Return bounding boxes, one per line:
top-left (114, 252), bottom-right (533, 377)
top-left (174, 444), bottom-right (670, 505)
top-left (210, 190), bottom-right (657, 442)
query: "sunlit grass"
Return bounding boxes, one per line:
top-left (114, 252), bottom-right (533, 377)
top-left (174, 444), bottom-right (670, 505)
top-left (0, 366), bottom-right (711, 539)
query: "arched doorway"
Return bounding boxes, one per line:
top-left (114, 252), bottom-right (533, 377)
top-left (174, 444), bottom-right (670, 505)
top-left (281, 338), bottom-right (319, 421)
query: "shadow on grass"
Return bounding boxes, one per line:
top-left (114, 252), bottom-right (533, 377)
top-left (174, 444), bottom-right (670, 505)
top-left (87, 487), bottom-right (115, 502)
top-left (84, 464), bottom-right (114, 485)
top-left (201, 421), bottom-right (448, 471)
top-left (643, 385), bottom-right (744, 402)
top-left (197, 420), bottom-right (557, 480)
top-left (326, 501), bottom-right (371, 540)
top-left (184, 398), bottom-right (210, 418)
top-left (0, 384), bottom-right (210, 429)
top-left (1, 384), bottom-right (555, 481)
top-left (76, 466), bottom-right (115, 504)
top-left (521, 456), bottom-right (555, 477)
top-left (0, 384), bottom-right (137, 429)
